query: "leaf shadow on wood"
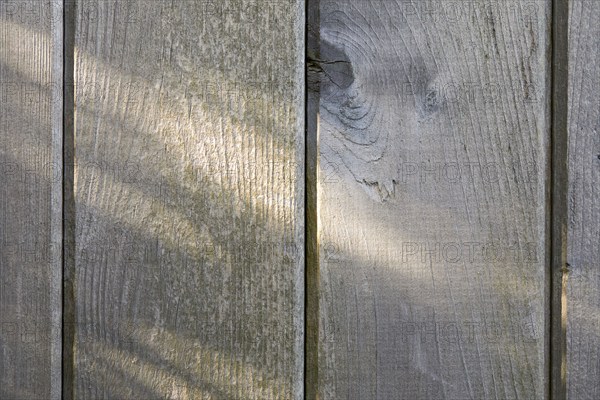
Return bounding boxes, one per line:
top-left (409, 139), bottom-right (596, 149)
top-left (313, 1), bottom-right (548, 399)
top-left (0, 35), bottom-right (56, 399)
top-left (316, 190), bottom-right (545, 400)
top-left (2, 5), bottom-right (304, 397)
top-left (68, 0), bottom-right (303, 396)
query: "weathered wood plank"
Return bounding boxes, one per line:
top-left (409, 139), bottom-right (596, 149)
top-left (0, 1), bottom-right (62, 399)
top-left (312, 1), bottom-right (550, 398)
top-left (72, 1), bottom-right (304, 399)
top-left (566, 1), bottom-right (600, 398)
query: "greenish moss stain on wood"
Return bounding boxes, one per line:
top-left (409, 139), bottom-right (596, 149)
top-left (72, 1), bottom-right (304, 398)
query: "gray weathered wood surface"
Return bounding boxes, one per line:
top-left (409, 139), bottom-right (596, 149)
top-left (566, 0), bottom-right (600, 398)
top-left (0, 1), bottom-right (62, 399)
top-left (71, 0), bottom-right (304, 398)
top-left (312, 1), bottom-right (550, 398)
top-left (2, 1), bottom-right (600, 398)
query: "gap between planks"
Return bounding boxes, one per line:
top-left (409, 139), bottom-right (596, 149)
top-left (550, 0), bottom-right (569, 399)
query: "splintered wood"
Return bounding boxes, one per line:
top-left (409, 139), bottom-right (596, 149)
top-left (312, 1), bottom-right (549, 398)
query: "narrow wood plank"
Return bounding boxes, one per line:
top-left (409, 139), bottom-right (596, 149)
top-left (0, 2), bottom-right (62, 399)
top-left (566, 1), bottom-right (600, 398)
top-left (72, 1), bottom-right (304, 398)
top-left (312, 1), bottom-right (550, 398)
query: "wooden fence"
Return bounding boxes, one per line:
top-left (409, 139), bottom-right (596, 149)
top-left (0, 0), bottom-right (598, 399)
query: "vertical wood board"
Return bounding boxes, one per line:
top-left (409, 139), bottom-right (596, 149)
top-left (72, 1), bottom-right (304, 398)
top-left (312, 1), bottom-right (550, 398)
top-left (0, 1), bottom-right (62, 399)
top-left (566, 1), bottom-right (600, 398)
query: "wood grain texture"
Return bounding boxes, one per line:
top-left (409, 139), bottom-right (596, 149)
top-left (566, 1), bottom-right (600, 398)
top-left (0, 2), bottom-right (62, 399)
top-left (312, 1), bottom-right (550, 398)
top-left (72, 1), bottom-right (304, 399)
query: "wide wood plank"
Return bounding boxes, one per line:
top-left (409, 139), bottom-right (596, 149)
top-left (0, 2), bottom-right (62, 399)
top-left (71, 1), bottom-right (304, 398)
top-left (312, 1), bottom-right (550, 398)
top-left (566, 1), bottom-right (600, 398)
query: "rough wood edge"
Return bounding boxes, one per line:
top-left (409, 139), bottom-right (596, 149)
top-left (295, 2), bottom-right (307, 399)
top-left (550, 0), bottom-right (569, 399)
top-left (305, 0), bottom-right (320, 397)
top-left (50, 1), bottom-right (65, 399)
